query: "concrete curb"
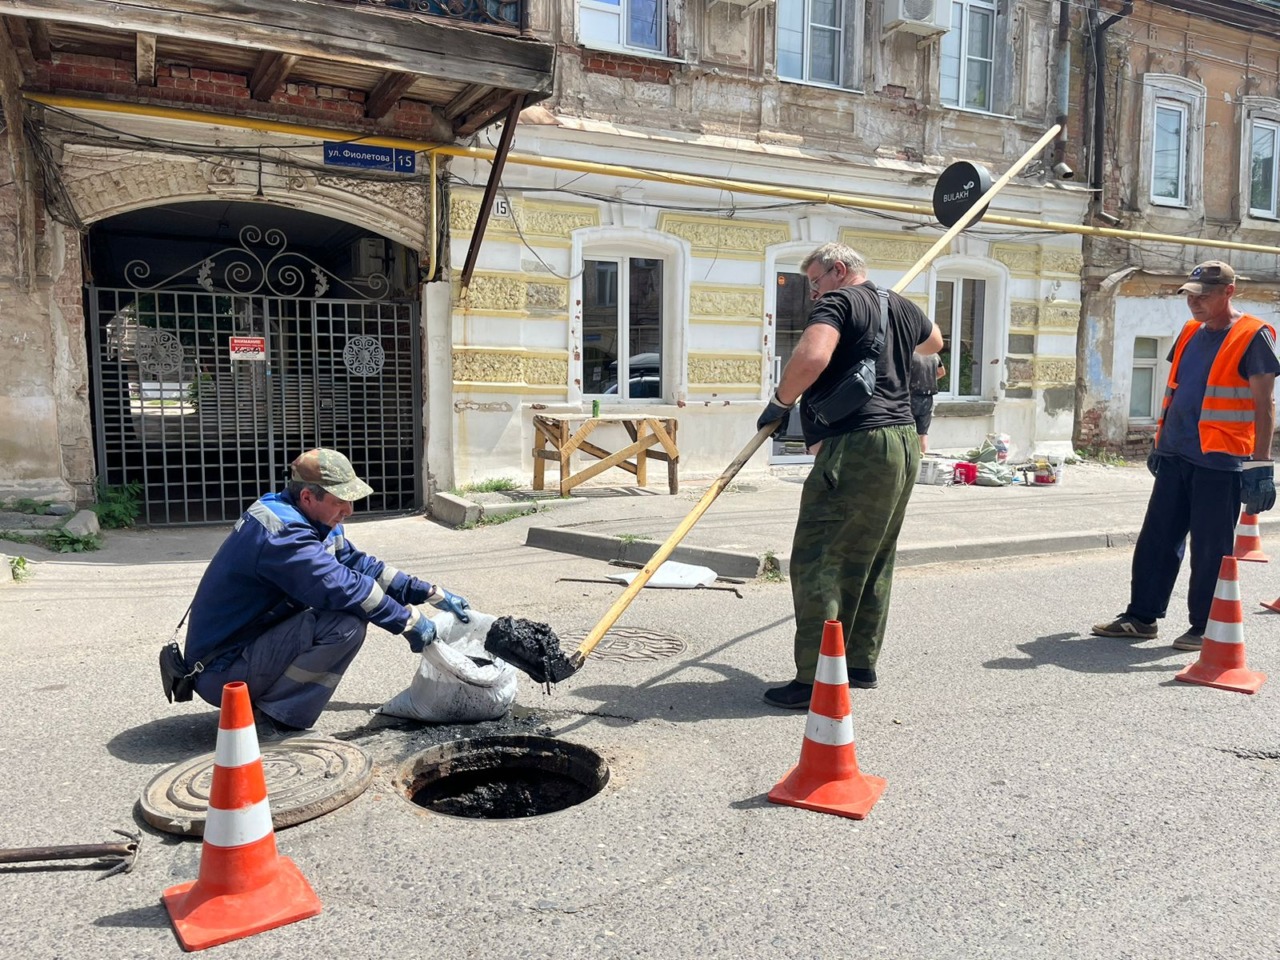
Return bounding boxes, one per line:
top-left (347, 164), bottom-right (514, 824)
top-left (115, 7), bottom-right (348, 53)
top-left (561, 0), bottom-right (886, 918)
top-left (526, 527), bottom-right (763, 579)
top-left (430, 493), bottom-right (587, 529)
top-left (525, 513), bottom-right (1280, 579)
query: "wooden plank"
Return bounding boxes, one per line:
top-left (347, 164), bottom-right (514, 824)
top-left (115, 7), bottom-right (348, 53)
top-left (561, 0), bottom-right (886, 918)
top-left (561, 418), bottom-right (599, 457)
top-left (134, 31), bottom-right (155, 85)
top-left (365, 69), bottom-right (416, 119)
top-left (3, 16), bottom-right (34, 77)
top-left (562, 436), bottom-right (660, 491)
top-left (558, 420), bottom-right (570, 498)
top-left (532, 418), bottom-right (546, 490)
top-left (249, 50), bottom-right (297, 101)
top-left (646, 418), bottom-right (679, 459)
top-left (0, 0), bottom-right (556, 93)
top-left (635, 419), bottom-right (648, 487)
top-left (577, 439), bottom-right (637, 475)
top-left (532, 417), bottom-right (561, 446)
top-left (667, 420), bottom-right (679, 494)
top-left (442, 82), bottom-right (492, 121)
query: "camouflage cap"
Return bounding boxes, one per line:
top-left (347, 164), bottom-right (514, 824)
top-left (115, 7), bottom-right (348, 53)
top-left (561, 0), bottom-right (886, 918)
top-left (1177, 260), bottom-right (1236, 295)
top-left (290, 449), bottom-right (374, 502)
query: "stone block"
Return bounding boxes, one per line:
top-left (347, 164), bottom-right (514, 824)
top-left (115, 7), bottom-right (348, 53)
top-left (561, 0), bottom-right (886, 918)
top-left (63, 509), bottom-right (101, 538)
top-left (429, 492), bottom-right (480, 529)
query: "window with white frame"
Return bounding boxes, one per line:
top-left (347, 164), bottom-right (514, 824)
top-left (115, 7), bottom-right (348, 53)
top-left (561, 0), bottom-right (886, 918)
top-left (933, 277), bottom-right (987, 398)
top-left (582, 257), bottom-right (664, 400)
top-left (1141, 76), bottom-right (1204, 212)
top-left (941, 0), bottom-right (996, 112)
top-left (1130, 337), bottom-right (1160, 422)
top-left (1151, 99), bottom-right (1188, 205)
top-left (579, 0), bottom-right (665, 55)
top-left (1249, 116), bottom-right (1280, 219)
top-left (777, 0), bottom-right (845, 86)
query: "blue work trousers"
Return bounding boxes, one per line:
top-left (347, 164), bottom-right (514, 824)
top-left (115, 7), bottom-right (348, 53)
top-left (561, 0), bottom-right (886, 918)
top-left (194, 610), bottom-right (367, 729)
top-left (1126, 457), bottom-right (1240, 634)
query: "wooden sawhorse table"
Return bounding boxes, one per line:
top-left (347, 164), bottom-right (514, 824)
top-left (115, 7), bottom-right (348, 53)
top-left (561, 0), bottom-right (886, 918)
top-left (532, 414), bottom-right (679, 496)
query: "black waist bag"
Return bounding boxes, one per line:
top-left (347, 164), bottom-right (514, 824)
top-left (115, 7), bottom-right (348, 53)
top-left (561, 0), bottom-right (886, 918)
top-left (802, 287), bottom-right (890, 428)
top-left (159, 641), bottom-right (197, 703)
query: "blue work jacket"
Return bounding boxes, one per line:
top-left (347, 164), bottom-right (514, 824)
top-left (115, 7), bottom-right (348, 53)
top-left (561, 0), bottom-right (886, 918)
top-left (185, 492), bottom-right (412, 670)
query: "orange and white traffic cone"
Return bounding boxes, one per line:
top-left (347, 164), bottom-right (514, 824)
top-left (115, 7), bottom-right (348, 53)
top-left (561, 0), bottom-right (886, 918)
top-left (768, 620), bottom-right (886, 820)
top-left (1232, 511), bottom-right (1269, 563)
top-left (162, 682), bottom-right (322, 951)
top-left (1176, 556), bottom-right (1267, 695)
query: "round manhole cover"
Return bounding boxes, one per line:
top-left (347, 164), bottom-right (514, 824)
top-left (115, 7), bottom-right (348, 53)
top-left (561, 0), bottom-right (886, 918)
top-left (140, 738), bottom-right (373, 836)
top-left (559, 627), bottom-right (686, 663)
top-left (400, 735), bottom-right (608, 820)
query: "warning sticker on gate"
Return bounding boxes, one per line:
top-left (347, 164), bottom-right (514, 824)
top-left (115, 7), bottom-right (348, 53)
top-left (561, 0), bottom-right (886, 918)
top-left (229, 336), bottom-right (266, 361)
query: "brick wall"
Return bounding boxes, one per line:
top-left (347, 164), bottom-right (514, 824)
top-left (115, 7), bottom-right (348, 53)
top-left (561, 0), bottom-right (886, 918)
top-left (38, 53), bottom-right (441, 140)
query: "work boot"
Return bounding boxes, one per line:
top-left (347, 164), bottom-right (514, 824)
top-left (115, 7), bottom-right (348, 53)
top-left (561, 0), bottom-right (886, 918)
top-left (847, 667), bottom-right (878, 689)
top-left (763, 680), bottom-right (812, 709)
top-left (253, 708), bottom-right (309, 743)
top-left (1171, 630), bottom-right (1203, 652)
top-left (1091, 614), bottom-right (1157, 640)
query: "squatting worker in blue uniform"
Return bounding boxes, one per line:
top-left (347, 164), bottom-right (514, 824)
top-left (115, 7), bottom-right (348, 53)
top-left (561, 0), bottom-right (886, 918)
top-left (756, 242), bottom-right (944, 709)
top-left (183, 449), bottom-right (470, 739)
top-left (1093, 261), bottom-right (1279, 651)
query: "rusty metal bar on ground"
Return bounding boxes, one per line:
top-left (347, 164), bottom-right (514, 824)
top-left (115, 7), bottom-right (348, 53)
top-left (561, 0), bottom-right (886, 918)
top-left (0, 829), bottom-right (141, 879)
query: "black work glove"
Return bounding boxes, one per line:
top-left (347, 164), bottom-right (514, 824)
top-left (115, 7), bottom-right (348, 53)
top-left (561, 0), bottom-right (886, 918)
top-left (1146, 449), bottom-right (1161, 477)
top-left (1241, 460), bottom-right (1276, 515)
top-left (756, 390), bottom-right (795, 435)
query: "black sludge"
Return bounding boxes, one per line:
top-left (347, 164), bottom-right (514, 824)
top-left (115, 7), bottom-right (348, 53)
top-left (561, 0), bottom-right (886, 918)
top-left (484, 616), bottom-right (577, 684)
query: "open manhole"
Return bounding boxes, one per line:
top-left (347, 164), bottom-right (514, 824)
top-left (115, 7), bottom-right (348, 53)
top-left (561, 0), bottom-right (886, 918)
top-left (400, 735), bottom-right (609, 820)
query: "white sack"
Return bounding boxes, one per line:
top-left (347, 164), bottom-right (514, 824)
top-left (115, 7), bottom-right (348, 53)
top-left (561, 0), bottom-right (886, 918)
top-left (378, 610), bottom-right (519, 723)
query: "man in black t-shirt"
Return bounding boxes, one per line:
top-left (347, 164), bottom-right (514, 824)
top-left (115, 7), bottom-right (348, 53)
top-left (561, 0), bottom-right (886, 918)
top-left (757, 242), bottom-right (943, 708)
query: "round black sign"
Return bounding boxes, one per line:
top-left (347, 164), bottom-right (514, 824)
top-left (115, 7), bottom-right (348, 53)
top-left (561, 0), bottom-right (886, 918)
top-left (932, 161), bottom-right (994, 228)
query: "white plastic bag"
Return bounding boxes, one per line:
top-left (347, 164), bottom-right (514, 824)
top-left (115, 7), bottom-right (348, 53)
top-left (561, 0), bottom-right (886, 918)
top-left (378, 610), bottom-right (519, 723)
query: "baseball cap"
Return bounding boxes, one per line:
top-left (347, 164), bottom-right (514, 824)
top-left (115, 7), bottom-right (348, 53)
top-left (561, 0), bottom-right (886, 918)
top-left (1177, 260), bottom-right (1236, 295)
top-left (290, 449), bottom-right (374, 501)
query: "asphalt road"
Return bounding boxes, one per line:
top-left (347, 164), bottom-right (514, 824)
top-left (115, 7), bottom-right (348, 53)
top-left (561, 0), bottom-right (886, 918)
top-left (2, 522), bottom-right (1279, 959)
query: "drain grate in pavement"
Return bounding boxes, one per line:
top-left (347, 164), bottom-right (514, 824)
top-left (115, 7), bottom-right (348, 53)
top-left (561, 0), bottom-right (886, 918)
top-left (559, 627), bottom-right (687, 663)
top-left (1221, 747), bottom-right (1280, 761)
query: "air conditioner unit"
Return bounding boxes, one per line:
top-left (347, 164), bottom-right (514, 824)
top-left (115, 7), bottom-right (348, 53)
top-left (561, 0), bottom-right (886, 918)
top-left (351, 237), bottom-right (386, 279)
top-left (883, 0), bottom-right (952, 36)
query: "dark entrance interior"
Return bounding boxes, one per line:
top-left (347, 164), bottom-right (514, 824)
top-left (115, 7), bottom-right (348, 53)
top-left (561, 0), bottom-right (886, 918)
top-left (85, 202), bottom-right (422, 524)
top-left (772, 270), bottom-right (813, 458)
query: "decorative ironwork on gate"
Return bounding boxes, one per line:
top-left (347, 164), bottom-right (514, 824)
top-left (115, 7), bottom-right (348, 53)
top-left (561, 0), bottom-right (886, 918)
top-left (124, 225), bottom-right (391, 300)
top-left (88, 224), bottom-right (421, 525)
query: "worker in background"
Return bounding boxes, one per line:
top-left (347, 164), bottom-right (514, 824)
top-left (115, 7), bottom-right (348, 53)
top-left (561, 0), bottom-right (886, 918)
top-left (1092, 261), bottom-right (1278, 651)
top-left (182, 449), bottom-right (470, 740)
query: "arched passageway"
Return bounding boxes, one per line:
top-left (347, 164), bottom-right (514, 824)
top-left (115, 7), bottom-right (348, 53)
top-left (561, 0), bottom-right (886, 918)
top-left (86, 201), bottom-right (422, 524)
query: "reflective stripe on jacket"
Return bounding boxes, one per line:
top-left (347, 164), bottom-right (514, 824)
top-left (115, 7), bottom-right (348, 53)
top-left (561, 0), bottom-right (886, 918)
top-left (185, 491), bottom-right (412, 669)
top-left (1156, 314), bottom-right (1274, 457)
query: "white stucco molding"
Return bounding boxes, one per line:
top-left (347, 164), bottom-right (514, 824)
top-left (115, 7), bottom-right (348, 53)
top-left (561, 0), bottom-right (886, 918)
top-left (58, 146), bottom-right (428, 250)
top-left (568, 225), bottom-right (691, 404)
top-left (927, 253), bottom-right (1012, 401)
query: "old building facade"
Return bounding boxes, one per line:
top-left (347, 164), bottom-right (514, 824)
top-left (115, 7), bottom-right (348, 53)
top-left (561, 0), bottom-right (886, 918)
top-left (0, 0), bottom-right (553, 520)
top-left (446, 0), bottom-right (1091, 484)
top-left (1076, 0), bottom-right (1280, 454)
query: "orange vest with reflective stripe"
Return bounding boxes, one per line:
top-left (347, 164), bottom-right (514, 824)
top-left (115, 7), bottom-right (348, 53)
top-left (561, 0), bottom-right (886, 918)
top-left (1156, 314), bottom-right (1274, 457)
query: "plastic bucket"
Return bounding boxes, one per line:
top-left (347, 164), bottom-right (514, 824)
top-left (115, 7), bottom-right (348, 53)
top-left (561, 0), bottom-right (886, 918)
top-left (953, 462), bottom-right (978, 485)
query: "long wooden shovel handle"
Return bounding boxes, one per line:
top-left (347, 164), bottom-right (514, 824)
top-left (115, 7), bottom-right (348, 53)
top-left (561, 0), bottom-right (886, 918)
top-left (569, 125), bottom-right (1063, 669)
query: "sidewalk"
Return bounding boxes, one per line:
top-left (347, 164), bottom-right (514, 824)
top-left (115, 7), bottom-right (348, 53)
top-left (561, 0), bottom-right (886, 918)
top-left (479, 458), bottom-right (1268, 577)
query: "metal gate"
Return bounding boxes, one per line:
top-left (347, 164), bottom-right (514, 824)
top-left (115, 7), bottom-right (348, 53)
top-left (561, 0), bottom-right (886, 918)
top-left (87, 227), bottom-right (421, 524)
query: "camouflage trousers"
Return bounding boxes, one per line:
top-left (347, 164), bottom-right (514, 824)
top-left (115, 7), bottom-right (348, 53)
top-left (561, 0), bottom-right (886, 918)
top-left (789, 424), bottom-right (920, 682)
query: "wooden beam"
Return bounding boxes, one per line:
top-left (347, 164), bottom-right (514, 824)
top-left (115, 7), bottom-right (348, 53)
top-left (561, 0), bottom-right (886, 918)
top-left (26, 17), bottom-right (45, 57)
top-left (135, 31), bottom-right (155, 85)
top-left (365, 70), bottom-right (416, 120)
top-left (0, 0), bottom-right (556, 95)
top-left (0, 17), bottom-right (36, 289)
top-left (248, 50), bottom-right (296, 101)
top-left (442, 83), bottom-right (493, 121)
top-left (461, 94), bottom-right (524, 290)
top-left (2, 16), bottom-right (34, 78)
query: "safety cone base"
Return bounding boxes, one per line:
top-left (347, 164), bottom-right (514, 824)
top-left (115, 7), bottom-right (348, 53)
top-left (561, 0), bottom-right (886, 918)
top-left (1236, 551), bottom-right (1269, 563)
top-left (163, 855), bottom-right (322, 951)
top-left (1175, 662), bottom-right (1266, 695)
top-left (768, 764), bottom-right (887, 820)
top-left (1261, 599), bottom-right (1280, 614)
